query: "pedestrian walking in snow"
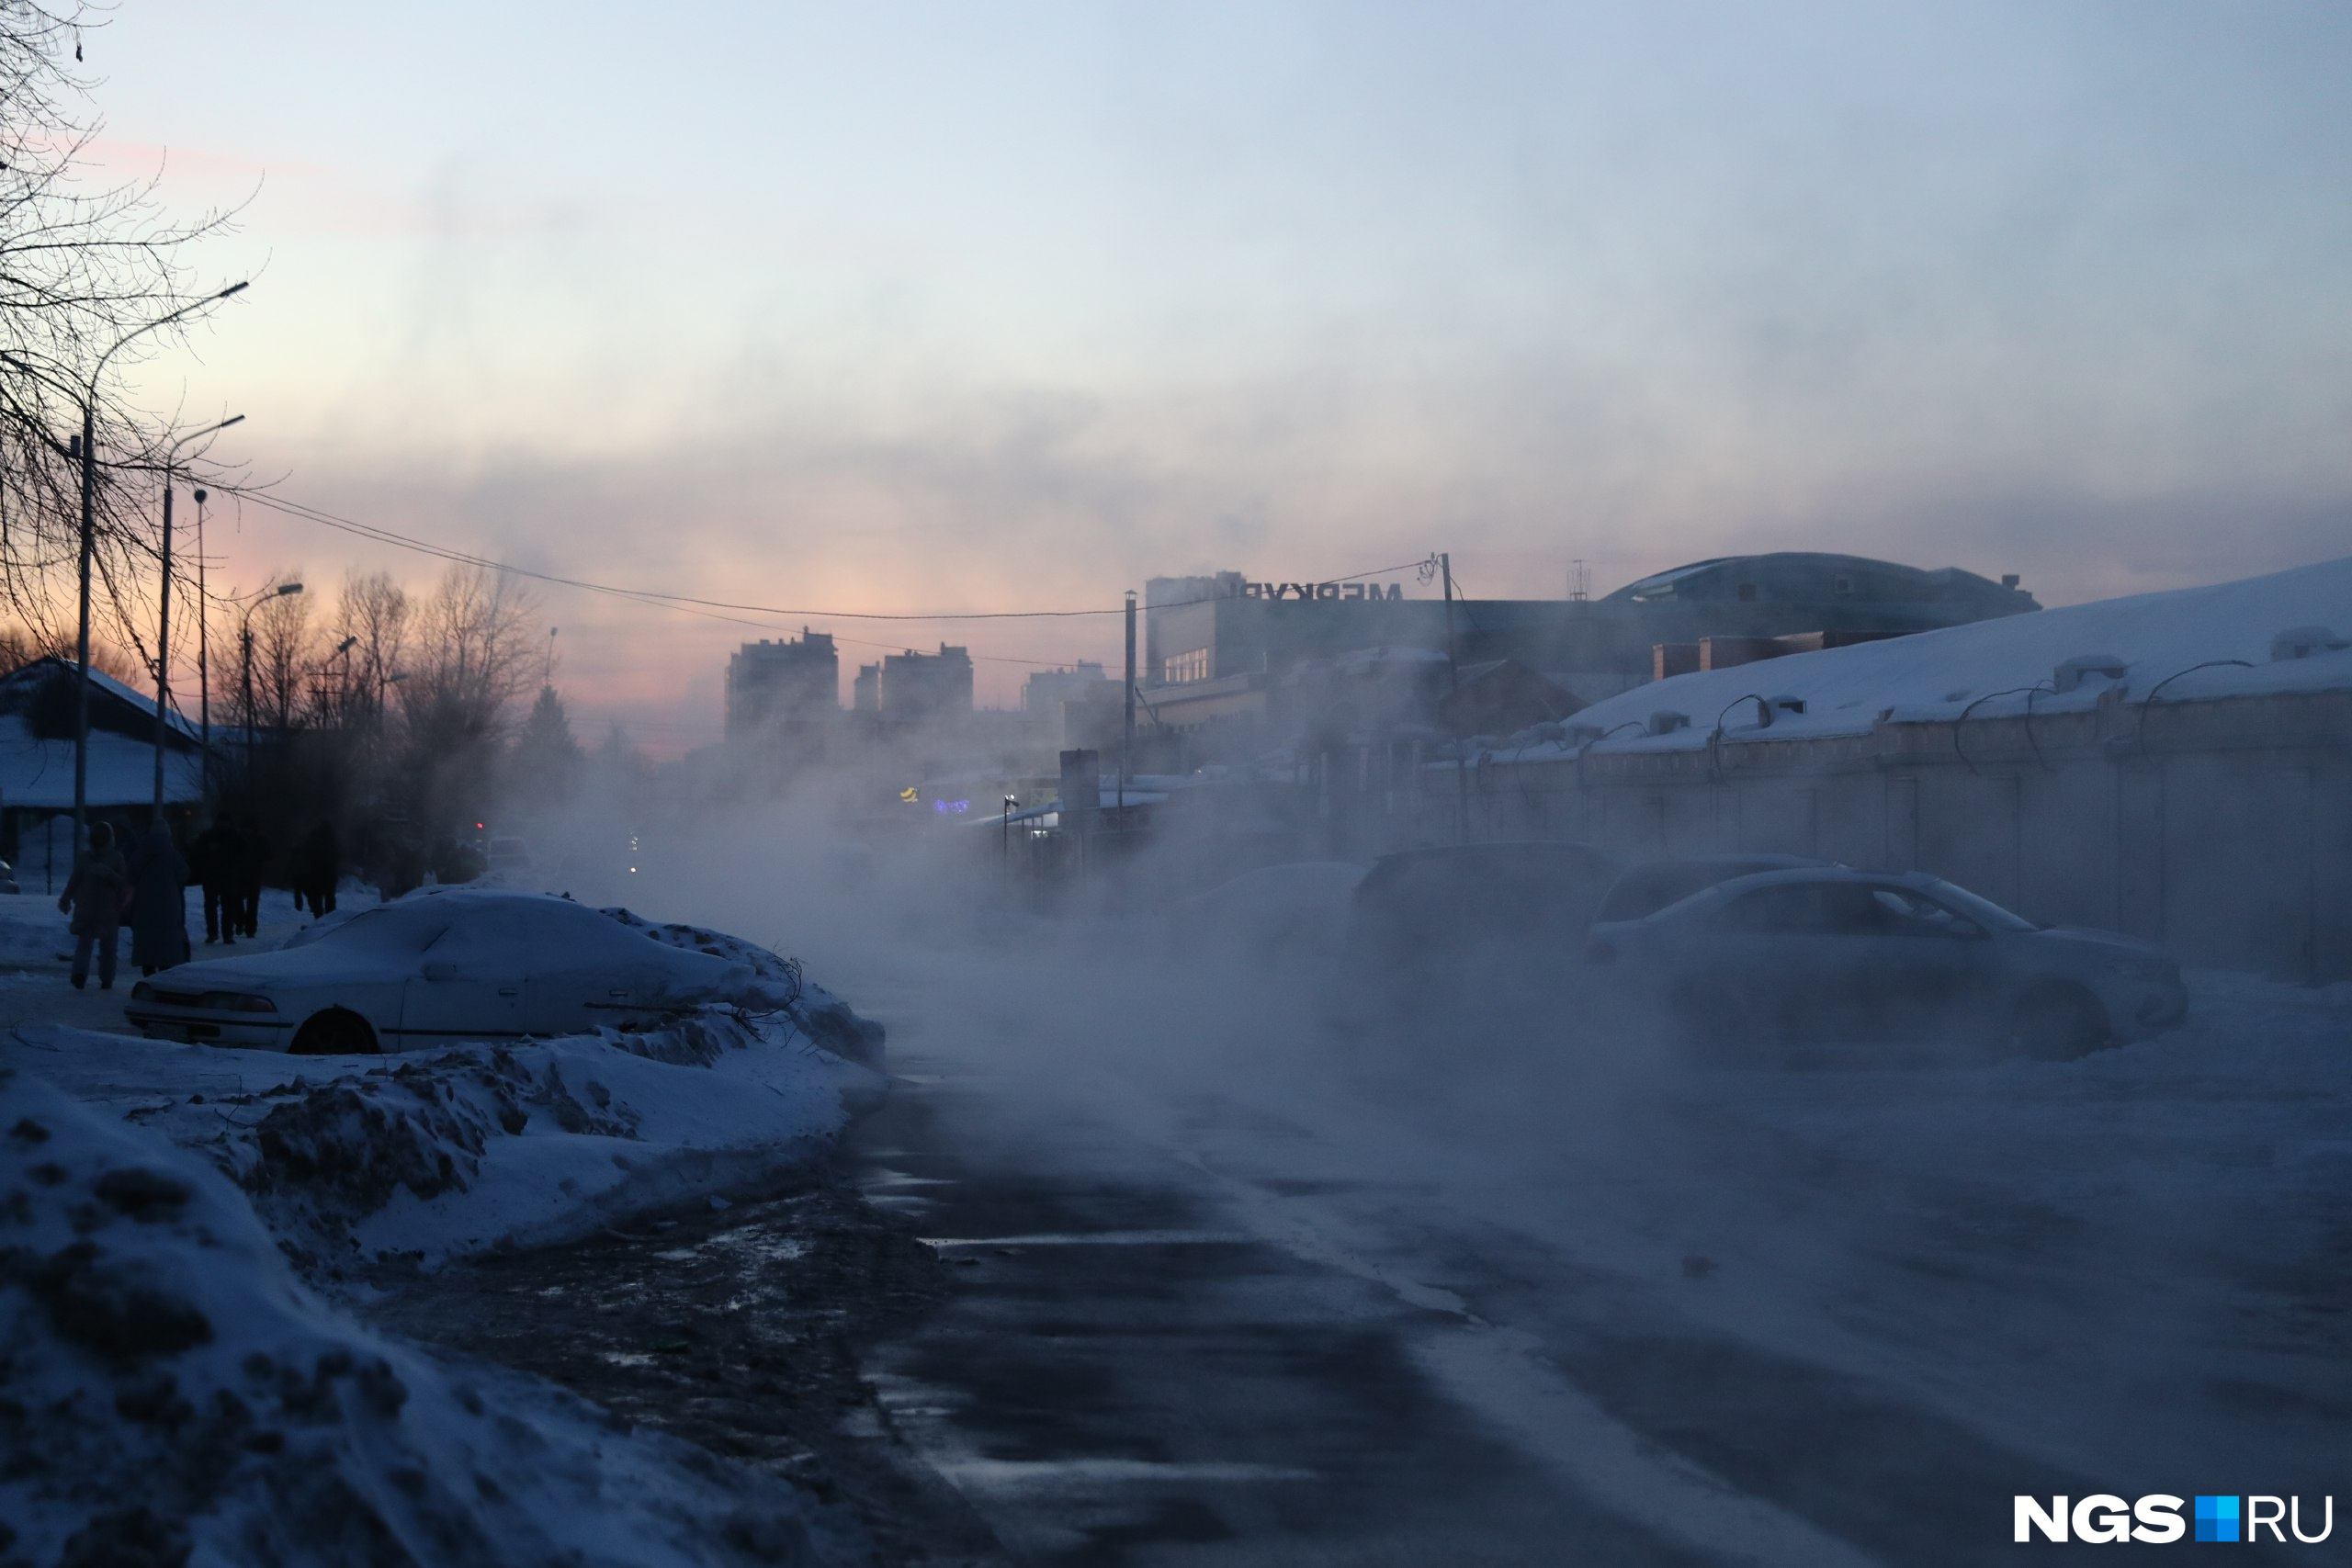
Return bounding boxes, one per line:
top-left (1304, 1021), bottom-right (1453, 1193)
top-left (189, 817), bottom-right (240, 945)
top-left (235, 813), bottom-right (266, 938)
top-left (295, 820), bottom-right (340, 918)
top-left (59, 821), bottom-right (129, 990)
top-left (126, 819), bottom-right (191, 976)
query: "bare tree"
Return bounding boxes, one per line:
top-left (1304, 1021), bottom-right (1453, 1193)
top-left (329, 568), bottom-right (410, 732)
top-left (399, 565), bottom-right (537, 745)
top-left (0, 3), bottom-right (247, 708)
top-left (246, 573), bottom-right (315, 732)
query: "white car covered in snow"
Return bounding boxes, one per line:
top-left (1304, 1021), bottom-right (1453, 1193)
top-left (124, 889), bottom-right (752, 1054)
top-left (1587, 866), bottom-right (2188, 1059)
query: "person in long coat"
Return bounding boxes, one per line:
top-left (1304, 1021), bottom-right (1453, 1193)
top-left (235, 813), bottom-right (267, 938)
top-left (125, 819), bottom-right (190, 976)
top-left (59, 820), bottom-right (129, 990)
top-left (294, 820), bottom-right (340, 918)
top-left (188, 817), bottom-right (240, 945)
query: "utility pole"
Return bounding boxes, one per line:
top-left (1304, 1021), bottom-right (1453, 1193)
top-left (195, 490), bottom-right (209, 804)
top-left (154, 416), bottom-right (243, 817)
top-left (73, 410), bottom-right (91, 844)
top-left (1121, 590), bottom-right (1136, 827)
top-left (241, 621), bottom-right (253, 784)
top-left (151, 479), bottom-right (173, 815)
top-left (1442, 552), bottom-right (1468, 844)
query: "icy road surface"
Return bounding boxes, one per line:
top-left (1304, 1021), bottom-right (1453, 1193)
top-left (827, 942), bottom-right (2349, 1566)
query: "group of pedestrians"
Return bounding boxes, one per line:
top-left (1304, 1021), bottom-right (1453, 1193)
top-left (57, 820), bottom-right (195, 990)
top-left (55, 812), bottom-right (341, 990)
top-left (189, 815), bottom-right (269, 946)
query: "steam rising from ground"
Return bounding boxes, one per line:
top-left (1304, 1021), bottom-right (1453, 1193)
top-left (509, 759), bottom-right (2350, 1506)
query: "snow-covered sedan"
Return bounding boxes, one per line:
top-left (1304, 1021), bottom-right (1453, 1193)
top-left (1168, 861), bottom-right (1368, 961)
top-left (123, 889), bottom-right (752, 1055)
top-left (1586, 866), bottom-right (2187, 1059)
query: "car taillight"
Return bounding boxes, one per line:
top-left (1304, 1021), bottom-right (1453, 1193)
top-left (198, 992), bottom-right (277, 1013)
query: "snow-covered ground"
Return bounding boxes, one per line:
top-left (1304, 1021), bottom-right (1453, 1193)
top-left (0, 887), bottom-right (892, 1564)
top-left (0, 1071), bottom-right (863, 1566)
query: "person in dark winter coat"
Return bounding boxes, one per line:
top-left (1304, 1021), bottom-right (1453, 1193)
top-left (59, 821), bottom-right (129, 990)
top-left (294, 820), bottom-right (340, 918)
top-left (234, 813), bottom-right (266, 938)
top-left (188, 817), bottom-right (241, 945)
top-left (125, 819), bottom-right (190, 976)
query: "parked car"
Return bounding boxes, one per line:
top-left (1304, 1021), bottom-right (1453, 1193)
top-left (1169, 862), bottom-right (1368, 961)
top-left (1334, 840), bottom-right (1627, 1024)
top-left (1351, 840), bottom-right (1627, 957)
top-left (123, 889), bottom-right (752, 1055)
top-left (1587, 866), bottom-right (2187, 1059)
top-left (1591, 852), bottom-right (1829, 926)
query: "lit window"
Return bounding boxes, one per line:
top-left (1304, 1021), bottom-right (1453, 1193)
top-left (1161, 648), bottom-right (1211, 683)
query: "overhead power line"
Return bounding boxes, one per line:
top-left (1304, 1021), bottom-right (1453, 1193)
top-left (236, 488), bottom-right (1433, 625)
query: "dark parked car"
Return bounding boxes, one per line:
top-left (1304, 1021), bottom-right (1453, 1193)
top-left (1335, 840), bottom-right (1627, 1023)
top-left (1587, 866), bottom-right (2187, 1059)
top-left (1592, 853), bottom-right (1829, 927)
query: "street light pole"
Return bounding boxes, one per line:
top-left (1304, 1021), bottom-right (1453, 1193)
top-left (66, 279), bottom-right (249, 844)
top-left (195, 488), bottom-right (210, 801)
top-left (237, 579), bottom-right (303, 785)
top-left (153, 415), bottom-right (244, 816)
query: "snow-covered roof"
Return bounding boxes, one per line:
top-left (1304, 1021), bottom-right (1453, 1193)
top-left (1534, 555), bottom-right (2352, 758)
top-left (0, 656), bottom-right (205, 745)
top-left (0, 712), bottom-right (204, 807)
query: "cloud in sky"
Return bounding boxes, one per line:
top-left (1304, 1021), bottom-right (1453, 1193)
top-left (71, 0), bottom-right (2352, 742)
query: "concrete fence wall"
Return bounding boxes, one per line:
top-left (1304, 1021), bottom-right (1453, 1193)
top-left (1420, 688), bottom-right (2352, 982)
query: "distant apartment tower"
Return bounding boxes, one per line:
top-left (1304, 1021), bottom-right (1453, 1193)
top-left (725, 628), bottom-right (838, 739)
top-left (879, 644), bottom-right (974, 721)
top-left (853, 662), bottom-right (880, 713)
top-left (1021, 661), bottom-right (1107, 713)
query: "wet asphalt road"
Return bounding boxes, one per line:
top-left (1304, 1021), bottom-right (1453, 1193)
top-left (844, 1061), bottom-right (2098, 1568)
top-left (836, 998), bottom-right (2323, 1568)
top-left (851, 1077), bottom-right (1698, 1568)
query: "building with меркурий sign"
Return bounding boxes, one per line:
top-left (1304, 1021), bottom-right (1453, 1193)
top-left (1133, 553), bottom-right (2039, 762)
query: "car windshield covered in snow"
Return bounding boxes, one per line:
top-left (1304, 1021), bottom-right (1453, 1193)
top-left (1595, 853), bottom-right (1827, 925)
top-left (306, 903), bottom-right (456, 953)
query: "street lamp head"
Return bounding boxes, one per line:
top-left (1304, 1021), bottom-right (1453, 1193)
top-left (218, 413), bottom-right (245, 430)
top-left (191, 489), bottom-right (207, 504)
top-left (277, 582), bottom-right (303, 597)
top-left (217, 281), bottom-right (250, 299)
top-left (336, 636), bottom-right (357, 655)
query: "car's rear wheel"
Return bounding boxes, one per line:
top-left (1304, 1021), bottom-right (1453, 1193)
top-left (2009, 985), bottom-right (2108, 1061)
top-left (290, 1008), bottom-right (379, 1056)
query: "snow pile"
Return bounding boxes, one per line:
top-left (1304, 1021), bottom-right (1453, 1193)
top-left (0, 1069), bottom-right (852, 1566)
top-left (1494, 553), bottom-right (2352, 758)
top-left (2, 1002), bottom-right (884, 1272)
top-left (602, 908), bottom-right (887, 1066)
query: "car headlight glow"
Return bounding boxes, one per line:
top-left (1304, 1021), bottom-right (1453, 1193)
top-left (198, 991), bottom-right (277, 1014)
